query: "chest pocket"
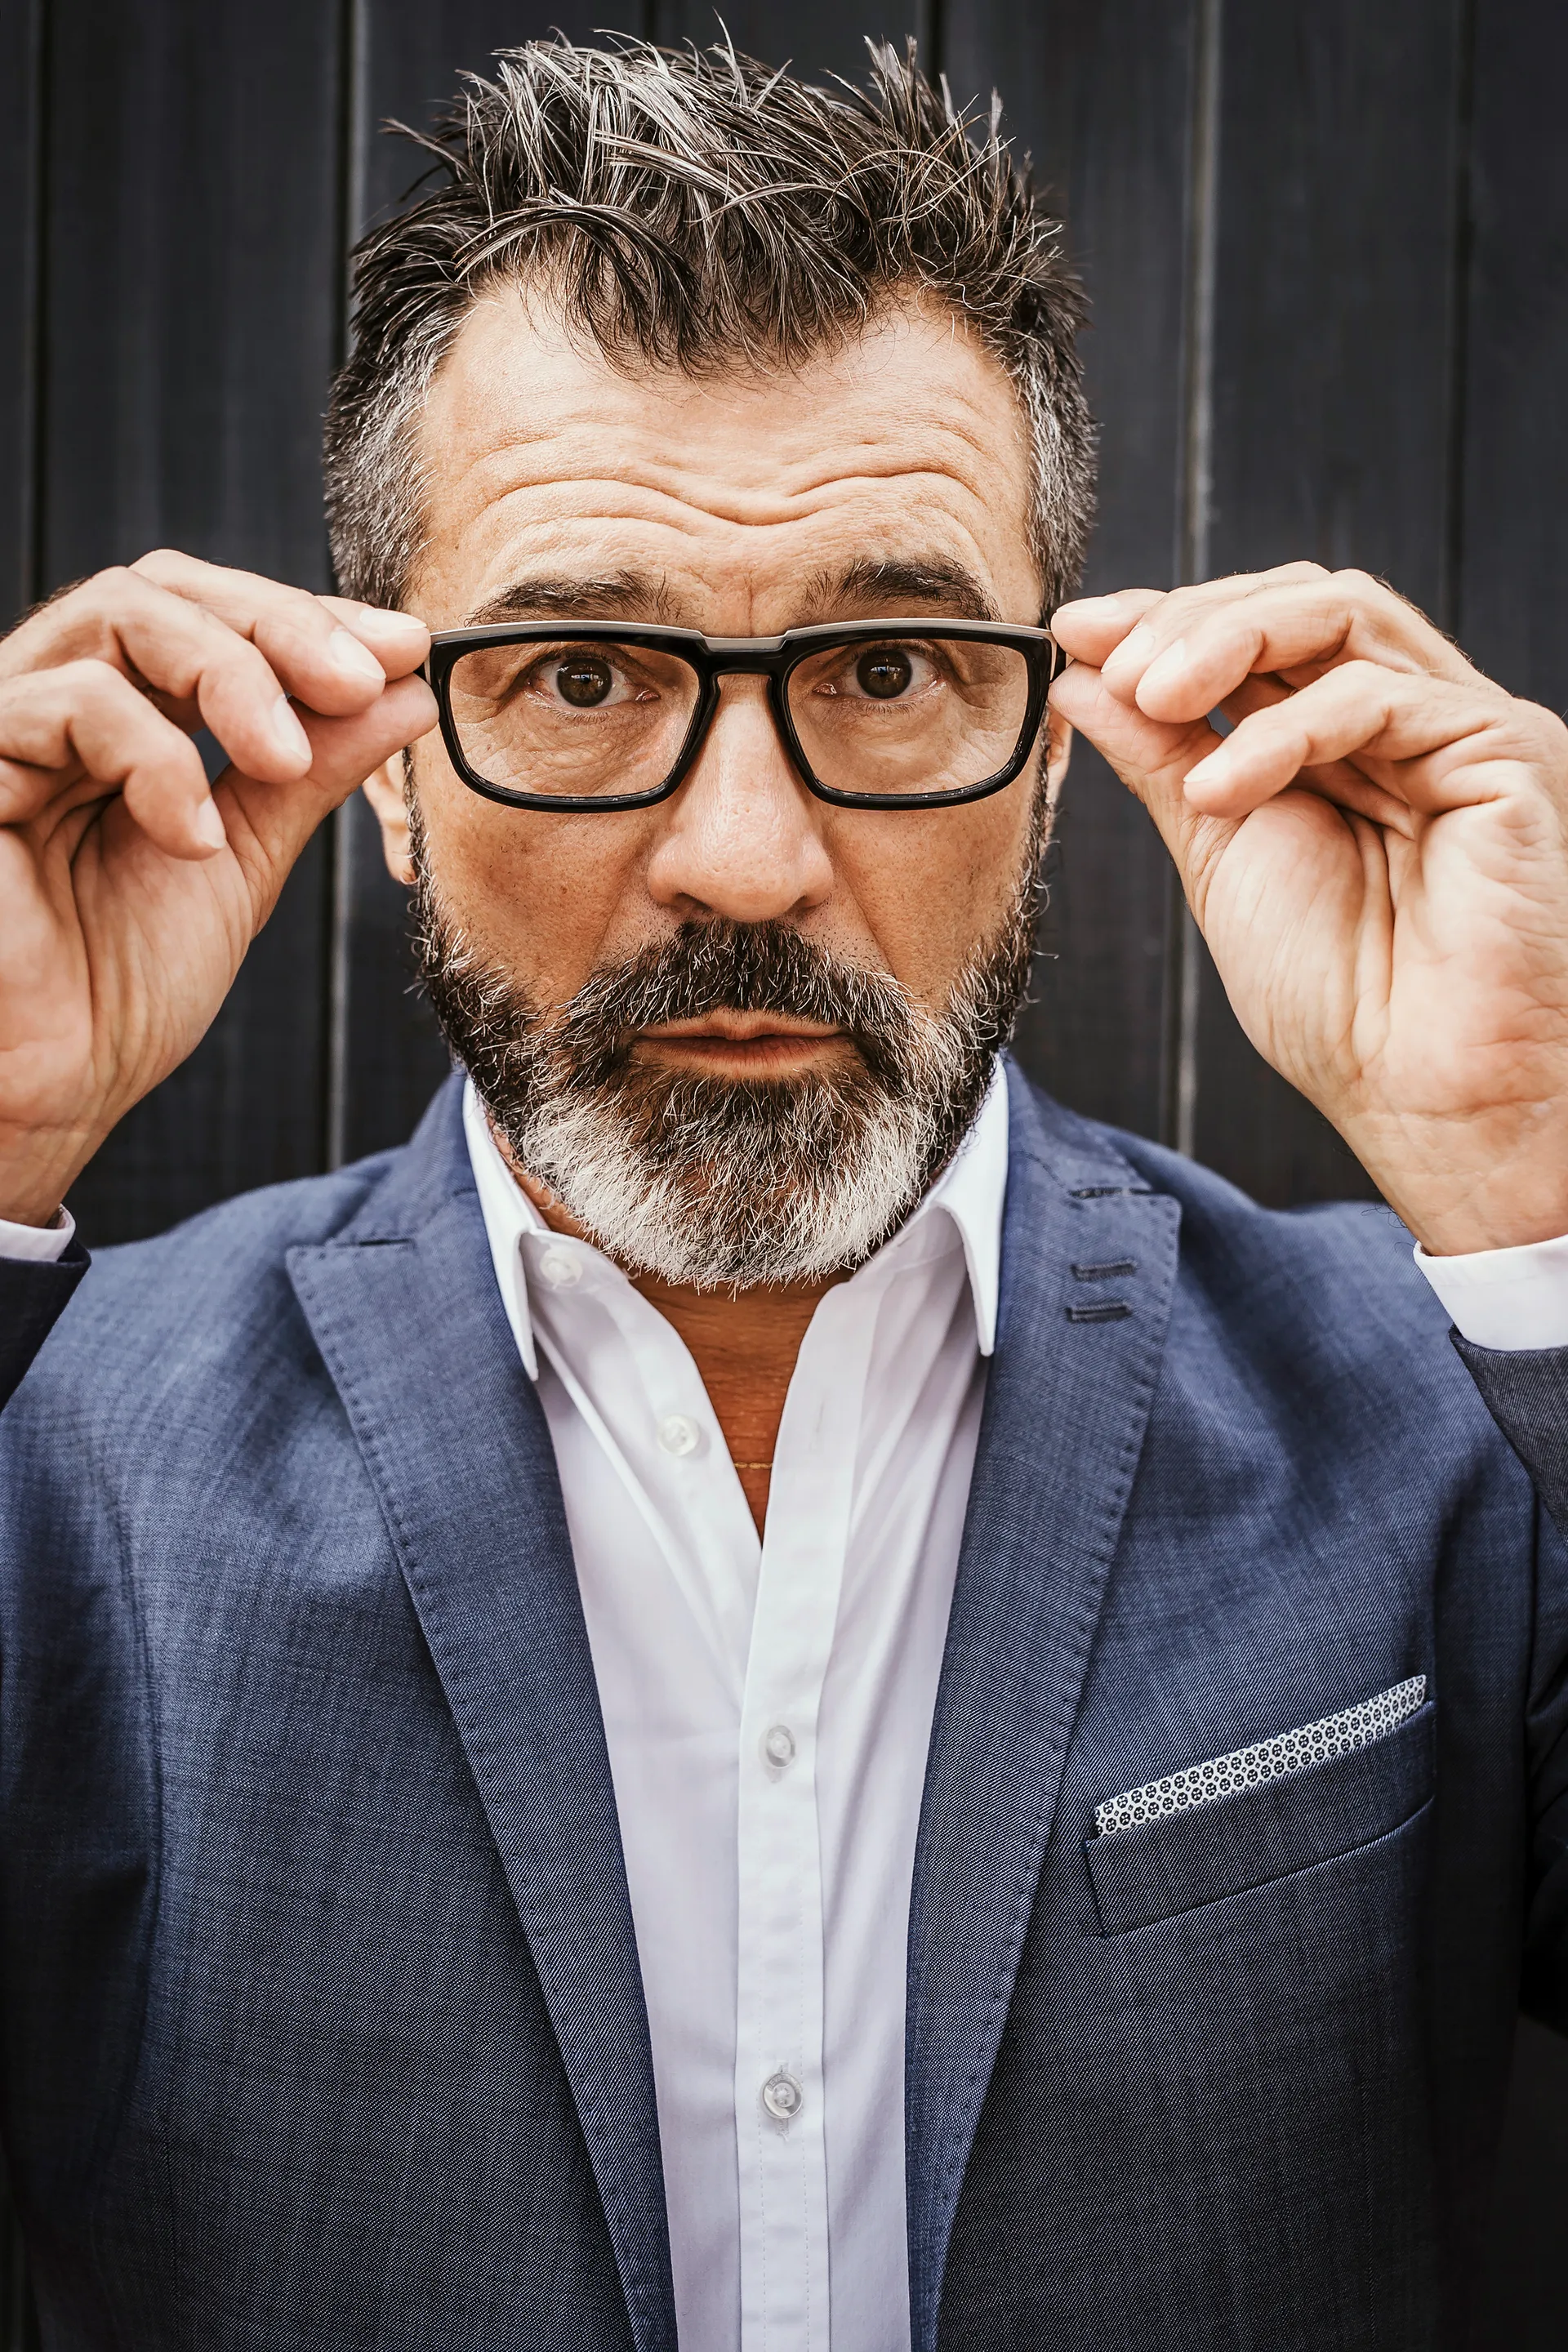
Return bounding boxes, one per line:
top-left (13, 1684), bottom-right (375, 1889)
top-left (1085, 1680), bottom-right (1434, 1934)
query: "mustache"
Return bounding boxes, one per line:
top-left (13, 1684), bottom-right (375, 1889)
top-left (544, 921), bottom-right (923, 1093)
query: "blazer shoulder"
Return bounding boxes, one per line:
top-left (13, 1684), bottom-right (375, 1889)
top-left (2, 1139), bottom-right (416, 1452)
top-left (1011, 1071), bottom-right (1446, 1354)
top-left (11, 1076), bottom-right (469, 1423)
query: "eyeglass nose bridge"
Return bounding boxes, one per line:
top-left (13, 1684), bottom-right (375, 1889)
top-left (677, 653), bottom-right (804, 794)
top-left (702, 635), bottom-right (791, 675)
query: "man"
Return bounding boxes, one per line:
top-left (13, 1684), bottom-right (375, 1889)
top-left (2, 35), bottom-right (1566, 2352)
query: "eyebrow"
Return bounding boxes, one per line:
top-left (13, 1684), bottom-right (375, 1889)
top-left (809, 555), bottom-right (1001, 623)
top-left (461, 571), bottom-right (678, 627)
top-left (460, 553), bottom-right (1002, 631)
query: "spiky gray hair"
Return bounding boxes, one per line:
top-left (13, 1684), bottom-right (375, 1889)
top-left (324, 34), bottom-right (1094, 616)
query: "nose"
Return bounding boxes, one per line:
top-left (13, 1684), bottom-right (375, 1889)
top-left (643, 677), bottom-right (835, 924)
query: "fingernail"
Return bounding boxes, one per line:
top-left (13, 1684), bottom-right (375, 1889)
top-left (328, 626), bottom-right (387, 686)
top-left (1185, 745), bottom-right (1231, 784)
top-left (356, 604), bottom-right (422, 632)
top-left (272, 694), bottom-right (313, 764)
top-left (1106, 621), bottom-right (1159, 670)
top-left (194, 798), bottom-right (227, 850)
top-left (1141, 637), bottom-right (1189, 693)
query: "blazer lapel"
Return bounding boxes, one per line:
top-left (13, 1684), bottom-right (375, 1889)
top-left (905, 1071), bottom-right (1180, 2352)
top-left (287, 1080), bottom-right (675, 2352)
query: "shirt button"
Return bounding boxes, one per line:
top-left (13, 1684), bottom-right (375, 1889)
top-left (657, 1413), bottom-right (701, 1458)
top-left (761, 2069), bottom-right (804, 2123)
top-left (762, 1723), bottom-right (796, 1772)
top-left (537, 1245), bottom-right (581, 1290)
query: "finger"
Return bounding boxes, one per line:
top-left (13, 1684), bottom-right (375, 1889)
top-left (1181, 662), bottom-right (1526, 820)
top-left (215, 675), bottom-right (437, 896)
top-left (316, 594), bottom-right (430, 679)
top-left (1114, 570), bottom-right (1477, 720)
top-left (0, 660), bottom-right (224, 858)
top-left (0, 568), bottom-right (331, 784)
top-left (129, 550), bottom-right (428, 706)
top-left (1211, 670), bottom-right (1413, 832)
top-left (1050, 588), bottom-right (1165, 666)
top-left (1071, 564), bottom-right (1330, 693)
top-left (1049, 654), bottom-right (1220, 835)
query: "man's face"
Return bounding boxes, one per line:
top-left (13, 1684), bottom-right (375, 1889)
top-left (371, 284), bottom-right (1068, 1281)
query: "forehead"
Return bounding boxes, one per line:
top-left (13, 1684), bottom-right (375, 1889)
top-left (410, 284), bottom-right (1039, 627)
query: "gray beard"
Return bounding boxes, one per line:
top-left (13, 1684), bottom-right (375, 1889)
top-left (411, 807), bottom-right (1043, 1290)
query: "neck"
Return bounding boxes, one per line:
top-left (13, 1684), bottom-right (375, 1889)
top-left (500, 1141), bottom-right (844, 1537)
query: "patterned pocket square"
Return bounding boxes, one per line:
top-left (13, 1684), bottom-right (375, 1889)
top-left (1094, 1674), bottom-right (1428, 1838)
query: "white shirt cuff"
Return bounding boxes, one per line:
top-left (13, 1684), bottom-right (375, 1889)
top-left (1414, 1231), bottom-right (1568, 1352)
top-left (0, 1205), bottom-right (76, 1264)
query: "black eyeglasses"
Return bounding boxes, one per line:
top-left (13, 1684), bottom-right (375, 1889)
top-left (425, 617), bottom-right (1060, 813)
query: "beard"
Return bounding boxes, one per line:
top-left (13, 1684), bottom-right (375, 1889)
top-left (411, 800), bottom-right (1045, 1290)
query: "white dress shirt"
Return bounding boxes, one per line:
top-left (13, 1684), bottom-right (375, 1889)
top-left (7, 1098), bottom-right (1568, 2351)
top-left (463, 1070), bottom-right (1008, 2352)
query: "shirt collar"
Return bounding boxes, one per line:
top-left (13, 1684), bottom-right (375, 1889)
top-left (905, 1060), bottom-right (1008, 1356)
top-left (462, 1058), bottom-right (1011, 1381)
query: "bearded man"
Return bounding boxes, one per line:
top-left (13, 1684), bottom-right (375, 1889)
top-left (2, 38), bottom-right (1567, 2352)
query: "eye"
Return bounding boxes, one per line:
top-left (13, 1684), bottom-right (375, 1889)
top-left (554, 653), bottom-right (615, 707)
top-left (817, 642), bottom-right (941, 702)
top-left (513, 645), bottom-right (656, 712)
top-left (858, 646), bottom-right (913, 698)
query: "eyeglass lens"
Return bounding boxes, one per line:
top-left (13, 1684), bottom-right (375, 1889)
top-left (445, 635), bottom-right (1034, 800)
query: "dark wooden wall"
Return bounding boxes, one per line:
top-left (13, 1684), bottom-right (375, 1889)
top-left (2, 0), bottom-right (1566, 2342)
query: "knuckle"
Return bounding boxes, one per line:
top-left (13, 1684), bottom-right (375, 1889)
top-left (269, 588), bottom-right (338, 635)
top-left (75, 567), bottom-right (167, 631)
top-left (1334, 657), bottom-right (1392, 693)
top-left (83, 564), bottom-right (148, 611)
top-left (60, 655), bottom-right (148, 710)
top-left (1526, 702), bottom-right (1568, 763)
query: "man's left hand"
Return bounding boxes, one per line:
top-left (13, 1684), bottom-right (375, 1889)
top-left (1049, 564), bottom-right (1568, 1255)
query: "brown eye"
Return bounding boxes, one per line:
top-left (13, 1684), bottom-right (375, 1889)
top-left (555, 655), bottom-right (614, 707)
top-left (856, 646), bottom-right (914, 699)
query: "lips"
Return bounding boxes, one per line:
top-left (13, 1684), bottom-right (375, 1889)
top-left (632, 1019), bottom-right (848, 1072)
top-left (638, 1013), bottom-right (844, 1045)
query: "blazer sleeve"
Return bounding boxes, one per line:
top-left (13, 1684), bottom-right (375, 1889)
top-left (1453, 1331), bottom-right (1568, 2030)
top-left (0, 1242), bottom-right (90, 1412)
top-left (1451, 1332), bottom-right (1568, 1537)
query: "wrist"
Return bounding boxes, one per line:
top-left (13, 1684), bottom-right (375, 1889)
top-left (0, 1120), bottom-right (96, 1231)
top-left (1345, 1117), bottom-right (1568, 1257)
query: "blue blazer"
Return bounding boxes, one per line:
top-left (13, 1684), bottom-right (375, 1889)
top-left (2, 1069), bottom-right (1565, 2350)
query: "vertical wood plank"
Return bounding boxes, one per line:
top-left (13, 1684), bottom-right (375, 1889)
top-left (1187, 0), bottom-right (1468, 1205)
top-left (41, 0), bottom-right (348, 1242)
top-left (1459, 7), bottom-right (1568, 2338)
top-left (1457, 0), bottom-right (1568, 716)
top-left (648, 1), bottom-right (920, 83)
top-left (332, 1), bottom-right (652, 1170)
top-left (0, 0), bottom-right (43, 626)
top-left (944, 0), bottom-right (1196, 1142)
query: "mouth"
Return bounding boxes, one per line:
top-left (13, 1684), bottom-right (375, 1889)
top-left (632, 1013), bottom-right (850, 1080)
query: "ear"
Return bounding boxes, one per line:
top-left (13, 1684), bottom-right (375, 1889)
top-left (1044, 707), bottom-right (1074, 807)
top-left (361, 754), bottom-right (415, 885)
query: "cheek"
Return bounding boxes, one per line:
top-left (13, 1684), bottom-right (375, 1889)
top-left (415, 760), bottom-right (652, 994)
top-left (825, 791), bottom-right (1037, 995)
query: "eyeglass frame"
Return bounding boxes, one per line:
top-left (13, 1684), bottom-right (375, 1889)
top-left (425, 616), bottom-right (1062, 813)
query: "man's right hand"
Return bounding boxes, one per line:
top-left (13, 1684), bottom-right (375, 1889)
top-left (0, 552), bottom-right (435, 1227)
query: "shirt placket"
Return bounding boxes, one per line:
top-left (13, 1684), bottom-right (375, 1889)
top-left (735, 1272), bottom-right (883, 2352)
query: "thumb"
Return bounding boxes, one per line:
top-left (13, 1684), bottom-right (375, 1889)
top-left (214, 674), bottom-right (436, 920)
top-left (1049, 659), bottom-right (1238, 898)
